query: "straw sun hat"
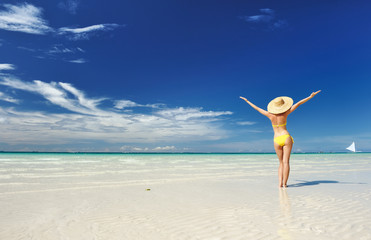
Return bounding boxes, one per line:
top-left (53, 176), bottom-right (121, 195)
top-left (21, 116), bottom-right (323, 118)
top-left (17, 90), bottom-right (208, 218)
top-left (267, 96), bottom-right (293, 114)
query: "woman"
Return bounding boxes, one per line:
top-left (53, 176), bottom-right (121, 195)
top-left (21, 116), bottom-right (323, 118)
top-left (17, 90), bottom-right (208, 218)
top-left (240, 91), bottom-right (321, 188)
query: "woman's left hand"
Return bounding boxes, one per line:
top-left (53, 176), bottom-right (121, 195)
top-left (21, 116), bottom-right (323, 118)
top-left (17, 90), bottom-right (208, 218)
top-left (310, 90), bottom-right (321, 98)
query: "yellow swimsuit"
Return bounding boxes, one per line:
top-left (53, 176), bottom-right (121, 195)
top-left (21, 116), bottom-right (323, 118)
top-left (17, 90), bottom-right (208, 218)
top-left (272, 122), bottom-right (287, 128)
top-left (272, 122), bottom-right (294, 147)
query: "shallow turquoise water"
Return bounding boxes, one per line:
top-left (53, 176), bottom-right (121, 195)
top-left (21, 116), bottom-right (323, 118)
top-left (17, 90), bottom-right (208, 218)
top-left (0, 153), bottom-right (370, 189)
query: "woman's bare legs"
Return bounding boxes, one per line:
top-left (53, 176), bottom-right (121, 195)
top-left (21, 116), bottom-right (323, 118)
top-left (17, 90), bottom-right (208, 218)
top-left (274, 137), bottom-right (293, 188)
top-left (282, 141), bottom-right (293, 187)
top-left (274, 143), bottom-right (284, 187)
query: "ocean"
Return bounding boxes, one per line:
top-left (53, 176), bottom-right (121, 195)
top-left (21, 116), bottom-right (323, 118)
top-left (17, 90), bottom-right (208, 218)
top-left (0, 152), bottom-right (370, 193)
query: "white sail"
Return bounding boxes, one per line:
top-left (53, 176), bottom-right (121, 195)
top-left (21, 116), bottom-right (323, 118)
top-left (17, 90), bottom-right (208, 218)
top-left (346, 142), bottom-right (356, 152)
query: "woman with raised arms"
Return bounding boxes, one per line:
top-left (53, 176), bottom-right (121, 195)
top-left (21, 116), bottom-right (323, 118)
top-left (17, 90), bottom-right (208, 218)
top-left (240, 90), bottom-right (321, 188)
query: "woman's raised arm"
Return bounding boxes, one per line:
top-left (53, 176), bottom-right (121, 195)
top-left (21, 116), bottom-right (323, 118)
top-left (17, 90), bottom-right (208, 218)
top-left (240, 96), bottom-right (271, 118)
top-left (288, 90), bottom-right (321, 114)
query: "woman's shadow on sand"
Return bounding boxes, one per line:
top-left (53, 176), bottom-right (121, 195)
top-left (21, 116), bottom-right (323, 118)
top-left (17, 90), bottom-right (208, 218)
top-left (288, 180), bottom-right (366, 188)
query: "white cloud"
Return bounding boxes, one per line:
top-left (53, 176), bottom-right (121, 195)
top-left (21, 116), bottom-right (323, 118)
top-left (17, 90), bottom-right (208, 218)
top-left (0, 3), bottom-right (53, 35)
top-left (58, 0), bottom-right (80, 15)
top-left (119, 145), bottom-right (177, 152)
top-left (0, 3), bottom-right (122, 40)
top-left (48, 45), bottom-right (75, 54)
top-left (114, 100), bottom-right (141, 109)
top-left (241, 9), bottom-right (274, 23)
top-left (19, 44), bottom-right (87, 63)
top-left (58, 82), bottom-right (105, 111)
top-left (17, 46), bottom-right (37, 52)
top-left (0, 72), bottom-right (233, 147)
top-left (273, 20), bottom-right (288, 29)
top-left (244, 15), bottom-right (273, 23)
top-left (259, 8), bottom-right (274, 15)
top-left (58, 24), bottom-right (123, 40)
top-left (157, 107), bottom-right (232, 121)
top-left (0, 91), bottom-right (19, 103)
top-left (47, 46), bottom-right (88, 63)
top-left (0, 63), bottom-right (15, 71)
top-left (240, 8), bottom-right (287, 30)
top-left (59, 24), bottom-right (117, 34)
top-left (68, 58), bottom-right (87, 64)
top-left (237, 121), bottom-right (256, 126)
top-left (152, 146), bottom-right (176, 151)
top-left (114, 100), bottom-right (164, 109)
top-left (0, 76), bottom-right (105, 115)
top-left (120, 146), bottom-right (150, 152)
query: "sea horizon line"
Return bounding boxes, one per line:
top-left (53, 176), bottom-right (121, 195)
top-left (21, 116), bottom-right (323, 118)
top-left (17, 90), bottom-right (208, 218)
top-left (0, 151), bottom-right (368, 155)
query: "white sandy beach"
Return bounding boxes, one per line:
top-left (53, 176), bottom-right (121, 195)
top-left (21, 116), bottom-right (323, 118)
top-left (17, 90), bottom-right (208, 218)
top-left (0, 153), bottom-right (370, 240)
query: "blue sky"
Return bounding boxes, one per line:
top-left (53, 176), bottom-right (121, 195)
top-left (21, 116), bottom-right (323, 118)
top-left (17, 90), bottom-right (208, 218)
top-left (1, 0), bottom-right (371, 152)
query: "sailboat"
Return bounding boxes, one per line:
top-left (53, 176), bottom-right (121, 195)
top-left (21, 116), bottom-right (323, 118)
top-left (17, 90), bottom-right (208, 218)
top-left (346, 142), bottom-right (356, 152)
